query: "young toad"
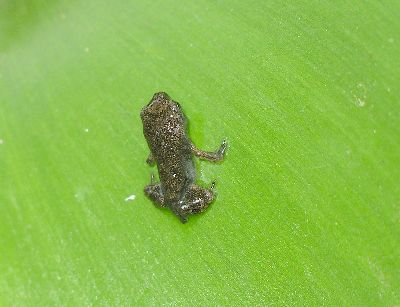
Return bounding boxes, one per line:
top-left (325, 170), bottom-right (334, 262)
top-left (140, 92), bottom-right (226, 223)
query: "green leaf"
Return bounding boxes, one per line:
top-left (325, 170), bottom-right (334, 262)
top-left (1, 1), bottom-right (399, 305)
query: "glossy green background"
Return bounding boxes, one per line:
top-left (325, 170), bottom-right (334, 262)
top-left (1, 1), bottom-right (399, 305)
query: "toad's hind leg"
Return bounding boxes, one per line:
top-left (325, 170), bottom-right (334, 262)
top-left (179, 184), bottom-right (215, 218)
top-left (144, 183), bottom-right (166, 207)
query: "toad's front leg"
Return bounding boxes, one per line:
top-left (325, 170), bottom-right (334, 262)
top-left (191, 139), bottom-right (227, 162)
top-left (146, 153), bottom-right (156, 166)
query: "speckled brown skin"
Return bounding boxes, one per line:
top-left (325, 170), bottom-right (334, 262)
top-left (140, 92), bottom-right (226, 223)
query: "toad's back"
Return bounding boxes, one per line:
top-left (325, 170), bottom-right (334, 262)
top-left (140, 92), bottom-right (195, 204)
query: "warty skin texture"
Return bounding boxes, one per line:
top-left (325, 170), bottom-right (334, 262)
top-left (140, 92), bottom-right (226, 223)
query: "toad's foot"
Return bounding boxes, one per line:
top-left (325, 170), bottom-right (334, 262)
top-left (144, 182), bottom-right (166, 208)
